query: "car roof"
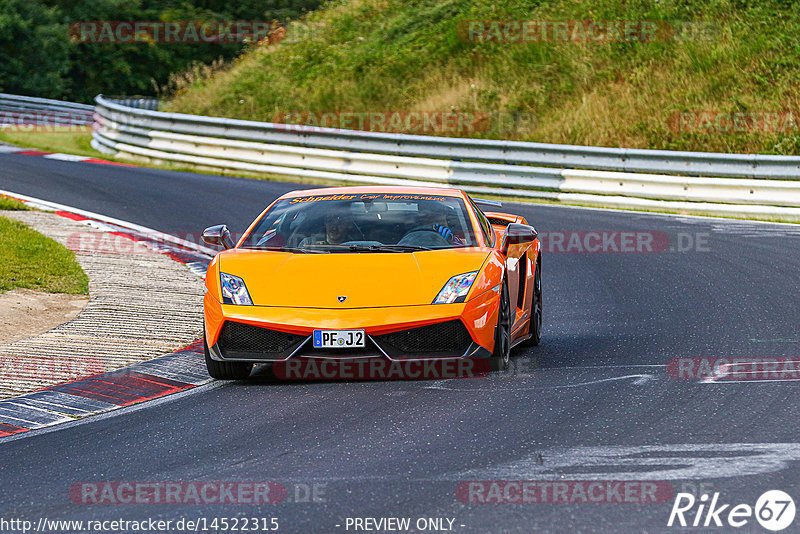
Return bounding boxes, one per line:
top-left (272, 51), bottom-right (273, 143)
top-left (277, 185), bottom-right (467, 200)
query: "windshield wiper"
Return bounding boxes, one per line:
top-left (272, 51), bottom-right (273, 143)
top-left (300, 244), bottom-right (354, 252)
top-left (292, 244), bottom-right (441, 253)
top-left (363, 244), bottom-right (433, 252)
top-left (301, 243), bottom-right (432, 253)
top-left (248, 245), bottom-right (326, 254)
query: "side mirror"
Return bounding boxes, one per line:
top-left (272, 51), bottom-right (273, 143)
top-left (501, 223), bottom-right (537, 255)
top-left (202, 224), bottom-right (234, 250)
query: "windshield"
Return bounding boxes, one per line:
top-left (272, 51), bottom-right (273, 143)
top-left (240, 193), bottom-right (478, 252)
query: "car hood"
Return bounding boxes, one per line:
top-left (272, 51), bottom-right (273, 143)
top-left (218, 248), bottom-right (490, 308)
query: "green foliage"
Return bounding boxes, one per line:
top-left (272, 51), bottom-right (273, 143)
top-left (6, 0), bottom-right (800, 153)
top-left (0, 0), bottom-right (322, 103)
top-left (0, 0), bottom-right (71, 98)
top-left (165, 0), bottom-right (800, 154)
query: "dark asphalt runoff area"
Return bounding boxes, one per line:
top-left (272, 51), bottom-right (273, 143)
top-left (1, 152), bottom-right (799, 533)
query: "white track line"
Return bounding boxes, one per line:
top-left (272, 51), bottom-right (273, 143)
top-left (424, 373), bottom-right (655, 391)
top-left (0, 188), bottom-right (217, 256)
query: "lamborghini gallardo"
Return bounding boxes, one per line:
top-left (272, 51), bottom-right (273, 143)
top-left (201, 186), bottom-right (541, 379)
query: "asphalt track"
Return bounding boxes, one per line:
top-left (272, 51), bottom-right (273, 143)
top-left (1, 151), bottom-right (800, 533)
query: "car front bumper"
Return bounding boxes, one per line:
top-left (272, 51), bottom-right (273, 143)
top-left (204, 287), bottom-right (500, 363)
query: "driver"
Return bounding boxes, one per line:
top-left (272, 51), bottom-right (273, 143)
top-left (300, 205), bottom-right (360, 246)
top-left (414, 200), bottom-right (460, 244)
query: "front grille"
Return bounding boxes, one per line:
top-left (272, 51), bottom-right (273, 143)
top-left (218, 321), bottom-right (305, 359)
top-left (488, 216), bottom-right (512, 227)
top-left (374, 320), bottom-right (472, 357)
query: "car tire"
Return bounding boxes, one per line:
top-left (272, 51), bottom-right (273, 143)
top-left (523, 256), bottom-right (542, 347)
top-left (491, 280), bottom-right (511, 371)
top-left (204, 332), bottom-right (253, 380)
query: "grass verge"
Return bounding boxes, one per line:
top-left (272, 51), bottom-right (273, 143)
top-left (0, 197), bottom-right (31, 211)
top-left (0, 215), bottom-right (89, 295)
top-left (0, 130), bottom-right (104, 158)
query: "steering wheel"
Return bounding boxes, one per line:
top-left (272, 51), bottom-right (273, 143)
top-left (398, 228), bottom-right (450, 246)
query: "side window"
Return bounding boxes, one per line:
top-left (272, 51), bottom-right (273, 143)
top-left (468, 197), bottom-right (495, 246)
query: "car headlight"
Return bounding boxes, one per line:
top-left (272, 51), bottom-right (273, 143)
top-left (433, 271), bottom-right (478, 304)
top-left (220, 272), bottom-right (253, 305)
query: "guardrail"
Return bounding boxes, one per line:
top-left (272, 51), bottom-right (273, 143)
top-left (91, 95), bottom-right (800, 220)
top-left (101, 96), bottom-right (159, 111)
top-left (0, 93), bottom-right (94, 127)
top-left (93, 95), bottom-right (800, 180)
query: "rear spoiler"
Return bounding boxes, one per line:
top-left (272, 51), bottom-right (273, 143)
top-left (473, 198), bottom-right (503, 208)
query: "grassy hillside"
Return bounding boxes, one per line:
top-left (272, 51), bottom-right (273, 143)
top-left (166, 0), bottom-right (800, 154)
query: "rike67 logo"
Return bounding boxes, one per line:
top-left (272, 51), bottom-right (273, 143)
top-left (668, 490), bottom-right (795, 531)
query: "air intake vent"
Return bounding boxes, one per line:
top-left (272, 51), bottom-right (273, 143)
top-left (218, 321), bottom-right (305, 359)
top-left (487, 217), bottom-right (512, 227)
top-left (374, 320), bottom-right (472, 357)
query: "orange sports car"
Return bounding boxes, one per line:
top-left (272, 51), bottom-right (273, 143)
top-left (201, 186), bottom-right (542, 379)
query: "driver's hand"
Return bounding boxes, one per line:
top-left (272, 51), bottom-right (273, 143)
top-left (433, 224), bottom-right (455, 243)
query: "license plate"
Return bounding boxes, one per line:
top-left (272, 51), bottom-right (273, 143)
top-left (313, 329), bottom-right (365, 349)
